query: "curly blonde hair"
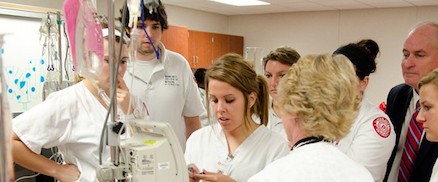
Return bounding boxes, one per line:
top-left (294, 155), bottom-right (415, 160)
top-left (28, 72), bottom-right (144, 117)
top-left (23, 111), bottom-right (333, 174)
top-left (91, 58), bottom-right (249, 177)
top-left (277, 54), bottom-right (360, 141)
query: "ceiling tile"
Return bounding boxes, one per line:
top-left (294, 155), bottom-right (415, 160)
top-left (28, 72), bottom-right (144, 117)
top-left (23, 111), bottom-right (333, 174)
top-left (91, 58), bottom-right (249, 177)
top-left (405, 0), bottom-right (438, 6)
top-left (280, 1), bottom-right (335, 11)
top-left (356, 0), bottom-right (414, 8)
top-left (309, 0), bottom-right (373, 9)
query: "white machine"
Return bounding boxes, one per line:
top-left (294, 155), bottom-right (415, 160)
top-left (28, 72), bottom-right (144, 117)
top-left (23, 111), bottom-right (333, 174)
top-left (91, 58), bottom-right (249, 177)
top-left (96, 120), bottom-right (189, 182)
top-left (64, 0), bottom-right (189, 181)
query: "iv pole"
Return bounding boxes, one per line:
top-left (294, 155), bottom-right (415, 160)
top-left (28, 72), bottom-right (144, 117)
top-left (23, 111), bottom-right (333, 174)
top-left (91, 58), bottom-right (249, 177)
top-left (57, 11), bottom-right (63, 84)
top-left (106, 0), bottom-right (120, 180)
top-left (0, 33), bottom-right (12, 182)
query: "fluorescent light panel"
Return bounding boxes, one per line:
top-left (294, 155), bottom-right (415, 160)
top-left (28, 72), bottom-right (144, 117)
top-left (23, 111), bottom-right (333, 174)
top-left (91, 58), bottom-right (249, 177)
top-left (209, 0), bottom-right (270, 6)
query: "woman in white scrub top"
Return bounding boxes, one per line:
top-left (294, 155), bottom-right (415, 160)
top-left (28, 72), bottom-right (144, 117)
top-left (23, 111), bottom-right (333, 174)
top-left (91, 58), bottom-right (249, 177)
top-left (263, 47), bottom-right (300, 138)
top-left (249, 54), bottom-right (373, 182)
top-left (333, 39), bottom-right (396, 181)
top-left (11, 29), bottom-right (146, 182)
top-left (185, 53), bottom-right (289, 182)
top-left (417, 69), bottom-right (438, 182)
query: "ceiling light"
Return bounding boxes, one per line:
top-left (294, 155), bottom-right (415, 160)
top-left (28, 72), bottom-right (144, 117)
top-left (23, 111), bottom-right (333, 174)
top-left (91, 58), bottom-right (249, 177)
top-left (209, 0), bottom-right (270, 6)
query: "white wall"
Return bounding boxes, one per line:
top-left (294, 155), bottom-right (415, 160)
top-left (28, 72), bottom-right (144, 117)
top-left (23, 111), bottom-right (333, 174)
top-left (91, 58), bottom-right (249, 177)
top-left (338, 8), bottom-right (415, 105)
top-left (228, 6), bottom-right (438, 104)
top-left (4, 0), bottom-right (438, 105)
top-left (94, 2), bottom-right (229, 33)
top-left (1, 0), bottom-right (229, 33)
top-left (0, 0), bottom-right (63, 10)
top-left (165, 5), bottom-right (229, 34)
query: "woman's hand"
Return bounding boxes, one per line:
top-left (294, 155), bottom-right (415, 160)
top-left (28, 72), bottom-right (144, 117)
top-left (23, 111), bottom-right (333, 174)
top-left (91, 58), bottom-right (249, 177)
top-left (116, 76), bottom-right (131, 114)
top-left (54, 164), bottom-right (80, 182)
top-left (188, 164), bottom-right (201, 182)
top-left (193, 169), bottom-right (236, 182)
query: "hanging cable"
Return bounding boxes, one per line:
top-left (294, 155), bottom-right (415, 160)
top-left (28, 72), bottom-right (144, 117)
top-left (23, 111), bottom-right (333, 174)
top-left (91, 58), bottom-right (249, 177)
top-left (140, 0), bottom-right (160, 59)
top-left (62, 22), bottom-right (71, 81)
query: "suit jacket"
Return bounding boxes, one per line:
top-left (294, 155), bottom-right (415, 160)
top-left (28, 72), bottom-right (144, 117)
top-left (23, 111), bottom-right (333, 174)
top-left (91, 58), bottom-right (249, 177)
top-left (384, 84), bottom-right (438, 182)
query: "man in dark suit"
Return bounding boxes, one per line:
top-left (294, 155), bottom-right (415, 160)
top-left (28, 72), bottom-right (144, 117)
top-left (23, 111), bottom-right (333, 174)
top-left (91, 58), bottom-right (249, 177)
top-left (384, 22), bottom-right (438, 182)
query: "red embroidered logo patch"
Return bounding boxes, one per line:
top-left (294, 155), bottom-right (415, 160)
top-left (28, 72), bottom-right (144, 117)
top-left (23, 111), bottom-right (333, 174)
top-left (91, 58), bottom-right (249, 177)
top-left (373, 117), bottom-right (391, 138)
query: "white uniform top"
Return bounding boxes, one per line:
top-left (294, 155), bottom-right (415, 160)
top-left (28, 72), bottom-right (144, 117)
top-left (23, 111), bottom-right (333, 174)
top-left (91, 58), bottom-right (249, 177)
top-left (430, 160), bottom-right (438, 182)
top-left (185, 123), bottom-right (289, 182)
top-left (198, 87), bottom-right (214, 127)
top-left (337, 99), bottom-right (395, 181)
top-left (12, 82), bottom-right (110, 182)
top-left (267, 106), bottom-right (287, 139)
top-left (248, 142), bottom-right (374, 182)
top-left (124, 43), bottom-right (205, 150)
top-left (198, 87), bottom-right (206, 109)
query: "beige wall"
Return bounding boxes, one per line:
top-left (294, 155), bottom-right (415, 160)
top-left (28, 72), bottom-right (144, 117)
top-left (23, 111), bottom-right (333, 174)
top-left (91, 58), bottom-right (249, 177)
top-left (95, 2), bottom-right (229, 34)
top-left (337, 8), bottom-right (415, 105)
top-left (0, 0), bottom-right (63, 10)
top-left (227, 6), bottom-right (438, 104)
top-left (165, 5), bottom-right (229, 34)
top-left (3, 0), bottom-right (438, 104)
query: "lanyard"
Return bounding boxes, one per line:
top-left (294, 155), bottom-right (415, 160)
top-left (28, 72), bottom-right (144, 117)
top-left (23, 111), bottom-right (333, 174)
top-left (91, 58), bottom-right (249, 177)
top-left (292, 136), bottom-right (325, 151)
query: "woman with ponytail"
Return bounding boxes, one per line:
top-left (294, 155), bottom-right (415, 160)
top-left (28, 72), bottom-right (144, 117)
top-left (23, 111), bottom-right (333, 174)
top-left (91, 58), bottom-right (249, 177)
top-left (184, 53), bottom-right (288, 182)
top-left (334, 39), bottom-right (395, 181)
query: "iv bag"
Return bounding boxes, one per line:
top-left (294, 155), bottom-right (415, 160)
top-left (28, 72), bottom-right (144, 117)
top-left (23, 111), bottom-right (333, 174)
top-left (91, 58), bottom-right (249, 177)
top-left (75, 0), bottom-right (103, 80)
top-left (64, 0), bottom-right (103, 80)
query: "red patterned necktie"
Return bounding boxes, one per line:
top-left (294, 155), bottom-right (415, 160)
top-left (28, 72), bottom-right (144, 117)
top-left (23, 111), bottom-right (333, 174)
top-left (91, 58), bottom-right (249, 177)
top-left (398, 101), bottom-right (422, 182)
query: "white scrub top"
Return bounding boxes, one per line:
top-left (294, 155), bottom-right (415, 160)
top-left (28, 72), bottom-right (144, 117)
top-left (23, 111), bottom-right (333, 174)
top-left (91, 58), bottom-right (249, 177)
top-left (124, 43), bottom-right (205, 150)
top-left (337, 99), bottom-right (395, 181)
top-left (267, 106), bottom-right (287, 139)
top-left (185, 123), bottom-right (289, 181)
top-left (430, 160), bottom-right (438, 182)
top-left (12, 82), bottom-right (110, 182)
top-left (248, 142), bottom-right (374, 182)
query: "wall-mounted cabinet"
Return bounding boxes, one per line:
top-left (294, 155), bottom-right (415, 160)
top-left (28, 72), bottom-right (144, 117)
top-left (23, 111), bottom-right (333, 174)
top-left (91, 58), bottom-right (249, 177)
top-left (161, 26), bottom-right (244, 69)
top-left (188, 30), bottom-right (213, 68)
top-left (161, 25), bottom-right (189, 59)
top-left (189, 30), bottom-right (244, 69)
top-left (229, 35), bottom-right (244, 57)
top-left (212, 33), bottom-right (230, 64)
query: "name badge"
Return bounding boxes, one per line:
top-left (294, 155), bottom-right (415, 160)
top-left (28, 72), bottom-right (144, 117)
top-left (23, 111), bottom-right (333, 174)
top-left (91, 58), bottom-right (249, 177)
top-left (164, 75), bottom-right (179, 86)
